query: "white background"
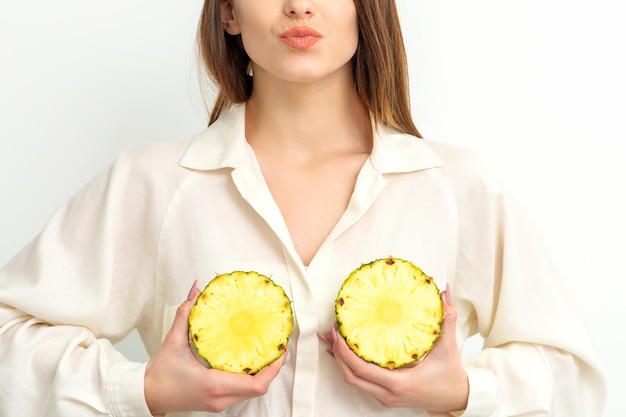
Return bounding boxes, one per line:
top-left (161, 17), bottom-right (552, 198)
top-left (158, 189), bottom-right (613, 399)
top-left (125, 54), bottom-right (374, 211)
top-left (1, 1), bottom-right (623, 415)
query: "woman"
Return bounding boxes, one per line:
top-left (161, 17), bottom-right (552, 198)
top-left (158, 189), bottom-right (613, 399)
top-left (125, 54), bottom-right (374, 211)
top-left (0, 0), bottom-right (604, 416)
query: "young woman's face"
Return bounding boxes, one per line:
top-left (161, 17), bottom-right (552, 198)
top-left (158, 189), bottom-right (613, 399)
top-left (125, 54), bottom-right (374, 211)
top-left (222, 0), bottom-right (359, 84)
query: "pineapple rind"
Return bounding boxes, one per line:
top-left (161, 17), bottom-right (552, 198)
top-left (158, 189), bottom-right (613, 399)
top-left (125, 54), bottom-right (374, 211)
top-left (189, 271), bottom-right (294, 374)
top-left (335, 257), bottom-right (444, 369)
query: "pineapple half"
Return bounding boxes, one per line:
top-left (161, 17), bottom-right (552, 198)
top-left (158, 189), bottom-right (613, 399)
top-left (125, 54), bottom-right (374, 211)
top-left (188, 271), bottom-right (293, 374)
top-left (335, 257), bottom-right (444, 369)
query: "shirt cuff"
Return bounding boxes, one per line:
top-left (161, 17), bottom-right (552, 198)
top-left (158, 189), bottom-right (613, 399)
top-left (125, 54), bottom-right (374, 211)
top-left (106, 361), bottom-right (153, 417)
top-left (459, 366), bottom-right (498, 417)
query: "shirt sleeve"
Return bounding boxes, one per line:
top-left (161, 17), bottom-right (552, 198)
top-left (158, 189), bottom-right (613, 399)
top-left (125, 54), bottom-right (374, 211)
top-left (443, 150), bottom-right (606, 416)
top-left (0, 154), bottom-right (160, 416)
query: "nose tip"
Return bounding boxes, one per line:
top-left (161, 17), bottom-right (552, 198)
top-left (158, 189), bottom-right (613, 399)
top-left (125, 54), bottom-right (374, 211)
top-left (284, 0), bottom-right (316, 18)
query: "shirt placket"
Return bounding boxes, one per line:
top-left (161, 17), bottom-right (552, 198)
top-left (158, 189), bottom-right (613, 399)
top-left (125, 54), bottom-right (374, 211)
top-left (231, 158), bottom-right (388, 417)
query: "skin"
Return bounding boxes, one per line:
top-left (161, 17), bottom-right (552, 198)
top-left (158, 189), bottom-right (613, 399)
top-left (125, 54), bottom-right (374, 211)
top-left (224, 0), bottom-right (371, 266)
top-left (144, 282), bottom-right (287, 415)
top-left (318, 286), bottom-right (469, 413)
top-left (144, 0), bottom-right (469, 414)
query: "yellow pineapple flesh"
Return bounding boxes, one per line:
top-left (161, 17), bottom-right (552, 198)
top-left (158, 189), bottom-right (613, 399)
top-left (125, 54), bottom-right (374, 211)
top-left (189, 271), bottom-right (293, 374)
top-left (335, 257), bottom-right (444, 369)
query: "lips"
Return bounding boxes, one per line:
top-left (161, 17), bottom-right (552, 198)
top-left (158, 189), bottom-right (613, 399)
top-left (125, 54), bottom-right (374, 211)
top-left (280, 26), bottom-right (322, 50)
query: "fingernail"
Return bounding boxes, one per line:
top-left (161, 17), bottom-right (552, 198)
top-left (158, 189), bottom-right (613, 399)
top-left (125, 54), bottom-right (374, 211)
top-left (445, 283), bottom-right (451, 305)
top-left (187, 280), bottom-right (198, 301)
top-left (317, 332), bottom-right (332, 347)
top-left (331, 324), bottom-right (338, 345)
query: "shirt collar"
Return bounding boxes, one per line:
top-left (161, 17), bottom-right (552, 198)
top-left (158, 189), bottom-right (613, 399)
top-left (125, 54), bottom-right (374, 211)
top-left (179, 103), bottom-right (442, 174)
top-left (179, 103), bottom-right (249, 170)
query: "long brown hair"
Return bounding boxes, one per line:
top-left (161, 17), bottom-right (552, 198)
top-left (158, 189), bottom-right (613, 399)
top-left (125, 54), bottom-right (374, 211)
top-left (197, 0), bottom-right (421, 138)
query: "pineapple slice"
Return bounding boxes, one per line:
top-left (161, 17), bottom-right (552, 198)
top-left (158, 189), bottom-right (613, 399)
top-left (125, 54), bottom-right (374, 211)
top-left (335, 257), bottom-right (444, 369)
top-left (189, 271), bottom-right (293, 374)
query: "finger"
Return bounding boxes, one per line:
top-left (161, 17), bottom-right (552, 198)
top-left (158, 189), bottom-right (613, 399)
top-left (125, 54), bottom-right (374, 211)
top-left (331, 326), bottom-right (397, 389)
top-left (440, 284), bottom-right (457, 338)
top-left (164, 280), bottom-right (200, 346)
top-left (254, 349), bottom-right (287, 381)
top-left (187, 279), bottom-right (200, 302)
top-left (317, 331), bottom-right (333, 348)
top-left (331, 336), bottom-right (391, 400)
top-left (206, 351), bottom-right (287, 401)
top-left (430, 284), bottom-right (459, 359)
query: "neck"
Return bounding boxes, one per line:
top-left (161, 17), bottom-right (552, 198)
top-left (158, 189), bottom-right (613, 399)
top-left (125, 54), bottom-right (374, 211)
top-left (244, 65), bottom-right (372, 157)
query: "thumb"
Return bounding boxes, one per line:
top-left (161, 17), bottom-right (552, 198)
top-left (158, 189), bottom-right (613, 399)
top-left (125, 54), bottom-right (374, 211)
top-left (433, 283), bottom-right (459, 357)
top-left (165, 280), bottom-right (200, 346)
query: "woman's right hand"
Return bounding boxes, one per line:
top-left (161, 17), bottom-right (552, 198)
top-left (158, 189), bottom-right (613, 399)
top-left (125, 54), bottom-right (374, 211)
top-left (144, 281), bottom-right (287, 416)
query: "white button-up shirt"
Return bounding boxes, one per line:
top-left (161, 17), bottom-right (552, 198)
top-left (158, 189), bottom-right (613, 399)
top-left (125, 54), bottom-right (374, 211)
top-left (0, 104), bottom-right (604, 416)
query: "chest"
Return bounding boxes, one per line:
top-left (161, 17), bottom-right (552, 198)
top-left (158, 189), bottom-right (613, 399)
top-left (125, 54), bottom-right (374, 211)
top-left (154, 167), bottom-right (457, 335)
top-left (258, 152), bottom-right (369, 266)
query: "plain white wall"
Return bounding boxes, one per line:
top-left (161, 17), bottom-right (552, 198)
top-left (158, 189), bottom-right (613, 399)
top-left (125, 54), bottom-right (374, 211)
top-left (1, 1), bottom-right (623, 415)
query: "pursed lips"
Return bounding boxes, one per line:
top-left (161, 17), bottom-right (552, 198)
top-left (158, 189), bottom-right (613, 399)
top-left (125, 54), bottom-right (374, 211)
top-left (280, 26), bottom-right (322, 49)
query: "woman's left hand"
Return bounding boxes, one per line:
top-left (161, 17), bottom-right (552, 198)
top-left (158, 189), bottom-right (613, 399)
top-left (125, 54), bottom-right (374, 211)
top-left (318, 286), bottom-right (469, 413)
